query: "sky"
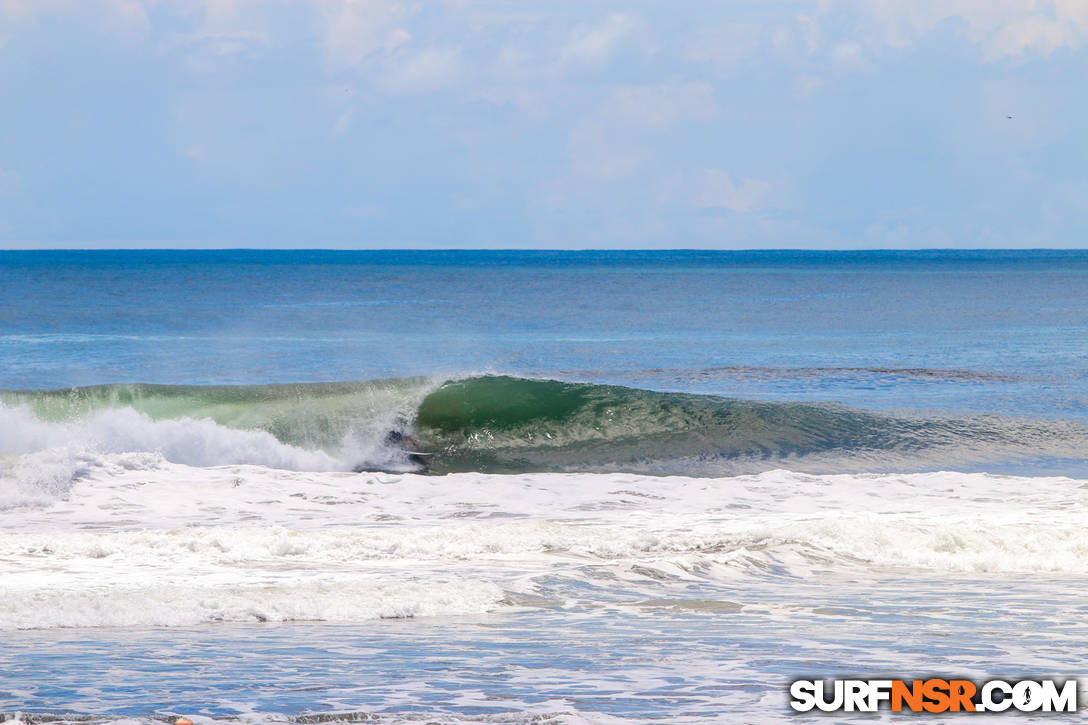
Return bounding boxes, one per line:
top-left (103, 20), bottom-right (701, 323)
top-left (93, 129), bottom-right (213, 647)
top-left (1, 0), bottom-right (1086, 249)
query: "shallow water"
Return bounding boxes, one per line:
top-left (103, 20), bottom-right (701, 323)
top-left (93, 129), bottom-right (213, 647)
top-left (3, 464), bottom-right (1088, 722)
top-left (6, 589), bottom-right (1087, 724)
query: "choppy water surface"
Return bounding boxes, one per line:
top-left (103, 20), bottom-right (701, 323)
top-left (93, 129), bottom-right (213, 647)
top-left (3, 464), bottom-right (1088, 722)
top-left (1, 251), bottom-right (1087, 723)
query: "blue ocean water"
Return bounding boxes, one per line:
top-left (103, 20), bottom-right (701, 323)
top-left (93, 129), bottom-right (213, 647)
top-left (4, 249), bottom-right (1088, 476)
top-left (2, 250), bottom-right (1087, 724)
top-left (2, 249), bottom-right (1086, 417)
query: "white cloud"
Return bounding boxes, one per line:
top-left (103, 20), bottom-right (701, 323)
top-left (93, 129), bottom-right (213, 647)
top-left (843, 0), bottom-right (1088, 60)
top-left (8, 0), bottom-right (1088, 69)
top-left (0, 0), bottom-right (73, 21)
top-left (182, 29), bottom-right (270, 73)
top-left (175, 1), bottom-right (275, 73)
top-left (682, 1), bottom-right (1088, 73)
top-left (183, 145), bottom-right (206, 163)
top-left (0, 0), bottom-right (149, 36)
top-left (320, 0), bottom-right (412, 72)
top-left (560, 12), bottom-right (648, 68)
top-left (600, 81), bottom-right (717, 129)
top-left (106, 0), bottom-right (150, 34)
top-left (829, 40), bottom-right (862, 62)
top-left (471, 85), bottom-right (547, 116)
top-left (685, 22), bottom-right (768, 73)
top-left (375, 45), bottom-right (463, 93)
top-left (568, 82), bottom-right (717, 180)
top-left (689, 168), bottom-right (773, 213)
top-left (332, 108), bottom-right (355, 136)
top-left (319, 1), bottom-right (464, 95)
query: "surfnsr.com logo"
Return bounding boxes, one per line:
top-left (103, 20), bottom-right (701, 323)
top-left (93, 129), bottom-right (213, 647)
top-left (789, 678), bottom-right (1078, 713)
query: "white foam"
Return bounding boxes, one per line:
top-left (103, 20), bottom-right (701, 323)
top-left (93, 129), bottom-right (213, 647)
top-left (2, 461), bottom-right (1088, 628)
top-left (0, 561), bottom-right (502, 629)
top-left (0, 402), bottom-right (343, 506)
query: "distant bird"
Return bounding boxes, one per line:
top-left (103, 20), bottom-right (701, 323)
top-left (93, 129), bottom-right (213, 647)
top-left (1007, 114), bottom-right (1014, 119)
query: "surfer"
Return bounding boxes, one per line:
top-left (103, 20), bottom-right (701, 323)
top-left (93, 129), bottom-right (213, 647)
top-left (351, 427), bottom-right (430, 473)
top-left (384, 428), bottom-right (431, 470)
top-left (384, 428), bottom-right (418, 450)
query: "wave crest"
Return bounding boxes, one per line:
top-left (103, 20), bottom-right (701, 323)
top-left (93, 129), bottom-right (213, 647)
top-left (3, 375), bottom-right (1088, 481)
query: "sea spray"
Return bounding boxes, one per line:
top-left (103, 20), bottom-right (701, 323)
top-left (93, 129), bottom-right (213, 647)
top-left (4, 376), bottom-right (1087, 477)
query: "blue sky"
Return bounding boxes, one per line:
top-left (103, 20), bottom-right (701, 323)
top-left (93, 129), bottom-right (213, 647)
top-left (1, 0), bottom-right (1086, 249)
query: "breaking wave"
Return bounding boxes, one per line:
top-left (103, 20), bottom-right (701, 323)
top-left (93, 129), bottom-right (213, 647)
top-left (2, 375), bottom-right (1087, 481)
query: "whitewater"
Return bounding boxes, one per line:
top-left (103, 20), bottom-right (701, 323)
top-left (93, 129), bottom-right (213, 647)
top-left (5, 454), bottom-right (1088, 629)
top-left (4, 451), bottom-right (1088, 721)
top-left (3, 250), bottom-right (1088, 723)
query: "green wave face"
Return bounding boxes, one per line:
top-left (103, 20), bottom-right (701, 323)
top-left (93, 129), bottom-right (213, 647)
top-left (4, 375), bottom-right (1086, 475)
top-left (411, 376), bottom-right (913, 474)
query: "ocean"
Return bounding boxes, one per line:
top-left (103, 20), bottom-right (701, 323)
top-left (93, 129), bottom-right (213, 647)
top-left (1, 250), bottom-right (1087, 723)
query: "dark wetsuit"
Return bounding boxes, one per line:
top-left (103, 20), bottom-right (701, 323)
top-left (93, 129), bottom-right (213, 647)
top-left (349, 430), bottom-right (427, 473)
